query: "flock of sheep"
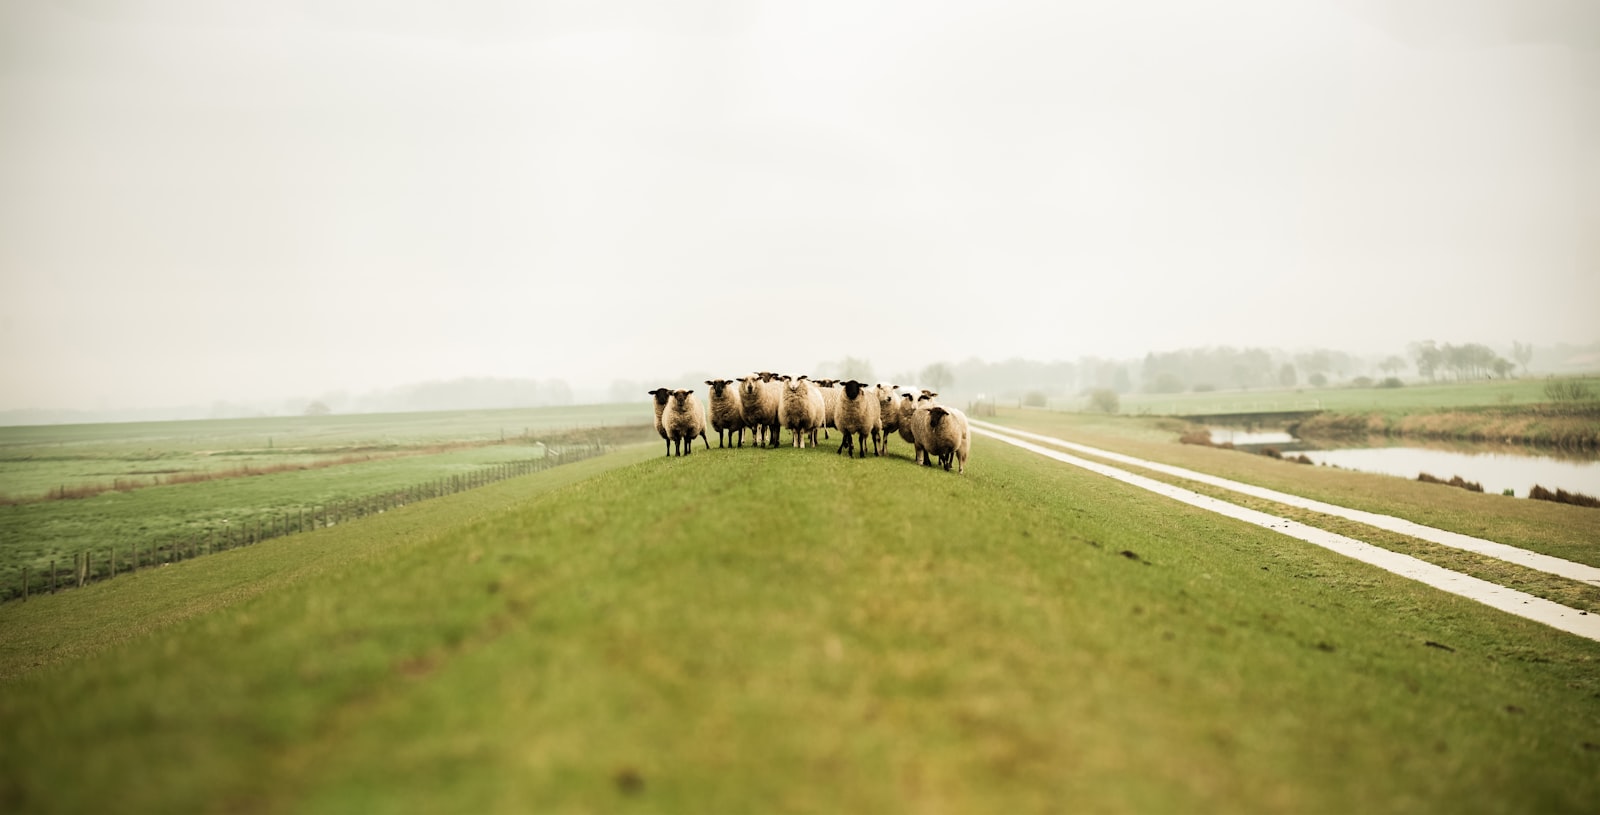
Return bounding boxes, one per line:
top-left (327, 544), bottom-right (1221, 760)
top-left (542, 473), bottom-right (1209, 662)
top-left (648, 373), bottom-right (971, 474)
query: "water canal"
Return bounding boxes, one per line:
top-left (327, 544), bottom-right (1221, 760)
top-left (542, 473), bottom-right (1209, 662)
top-left (1206, 426), bottom-right (1600, 499)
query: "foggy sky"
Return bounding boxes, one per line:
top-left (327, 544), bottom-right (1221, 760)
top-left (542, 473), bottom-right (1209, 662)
top-left (2, 0), bottom-right (1596, 411)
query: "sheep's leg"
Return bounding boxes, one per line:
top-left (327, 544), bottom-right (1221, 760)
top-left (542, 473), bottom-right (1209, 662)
top-left (665, 438), bottom-right (672, 457)
top-left (700, 431), bottom-right (709, 450)
top-left (837, 434), bottom-right (849, 455)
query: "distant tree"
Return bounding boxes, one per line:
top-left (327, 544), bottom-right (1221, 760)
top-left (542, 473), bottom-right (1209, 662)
top-left (920, 362), bottom-right (954, 392)
top-left (1410, 341), bottom-right (1442, 381)
top-left (1088, 388), bottom-right (1120, 413)
top-left (1149, 372), bottom-right (1185, 394)
top-left (840, 356), bottom-right (875, 382)
top-left (1277, 363), bottom-right (1297, 388)
top-left (303, 401), bottom-right (331, 416)
top-left (1378, 356), bottom-right (1406, 378)
top-left (1512, 341), bottom-right (1533, 376)
top-left (1308, 372), bottom-right (1328, 387)
top-left (1490, 358), bottom-right (1515, 379)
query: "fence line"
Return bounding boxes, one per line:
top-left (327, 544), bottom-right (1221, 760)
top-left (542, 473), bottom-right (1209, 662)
top-left (1, 442), bottom-right (608, 605)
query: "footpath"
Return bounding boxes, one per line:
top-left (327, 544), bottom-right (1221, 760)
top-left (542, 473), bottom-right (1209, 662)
top-left (971, 420), bottom-right (1600, 643)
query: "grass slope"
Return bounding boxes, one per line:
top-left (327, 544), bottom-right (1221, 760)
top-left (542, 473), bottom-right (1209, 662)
top-left (2, 438), bottom-right (1597, 813)
top-left (988, 408), bottom-right (1600, 569)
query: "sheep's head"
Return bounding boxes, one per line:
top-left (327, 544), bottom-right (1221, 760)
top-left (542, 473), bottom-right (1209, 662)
top-left (669, 389), bottom-right (693, 408)
top-left (758, 372), bottom-right (775, 383)
top-left (739, 376), bottom-right (760, 397)
top-left (842, 380), bottom-right (865, 399)
top-left (928, 406), bottom-right (949, 427)
top-left (706, 379), bottom-right (733, 396)
top-left (647, 388), bottom-right (671, 407)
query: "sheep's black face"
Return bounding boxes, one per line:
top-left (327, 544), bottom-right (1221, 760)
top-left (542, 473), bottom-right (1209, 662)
top-left (842, 380), bottom-right (864, 399)
top-left (929, 407), bottom-right (948, 426)
top-left (648, 388), bottom-right (671, 406)
top-left (671, 389), bottom-right (690, 405)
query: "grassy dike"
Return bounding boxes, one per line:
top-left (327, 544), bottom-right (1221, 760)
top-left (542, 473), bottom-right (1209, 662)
top-left (2, 437), bottom-right (1598, 813)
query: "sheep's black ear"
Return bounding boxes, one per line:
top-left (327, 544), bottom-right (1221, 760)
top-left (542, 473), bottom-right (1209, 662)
top-left (686, 389), bottom-right (694, 394)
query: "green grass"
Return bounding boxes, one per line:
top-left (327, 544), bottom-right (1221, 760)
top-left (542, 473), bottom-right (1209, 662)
top-left (1, 436), bottom-right (1597, 812)
top-left (984, 408), bottom-right (1600, 570)
top-left (0, 404), bottom-right (657, 599)
top-left (0, 403), bottom-right (651, 501)
top-left (1082, 377), bottom-right (1598, 416)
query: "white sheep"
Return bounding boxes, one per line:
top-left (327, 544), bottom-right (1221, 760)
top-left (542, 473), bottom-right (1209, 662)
top-left (816, 378), bottom-right (841, 440)
top-left (922, 405), bottom-right (970, 474)
top-left (662, 389), bottom-right (710, 456)
top-left (777, 375), bottom-right (825, 448)
top-left (740, 373), bottom-right (781, 448)
top-left (896, 393), bottom-right (918, 447)
top-left (875, 384), bottom-right (902, 454)
top-left (909, 391), bottom-right (940, 464)
top-left (835, 380), bottom-right (883, 458)
top-left (704, 379), bottom-right (747, 448)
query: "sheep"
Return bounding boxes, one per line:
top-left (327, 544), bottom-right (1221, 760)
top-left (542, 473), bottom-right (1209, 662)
top-left (922, 405), bottom-right (970, 474)
top-left (740, 373), bottom-right (781, 448)
top-left (876, 384), bottom-right (902, 454)
top-left (835, 380), bottom-right (883, 458)
top-left (777, 375), bottom-right (825, 448)
top-left (648, 388), bottom-right (672, 450)
top-left (908, 391), bottom-right (941, 463)
top-left (662, 389), bottom-right (710, 456)
top-left (704, 379), bottom-right (746, 448)
top-left (815, 379), bottom-right (841, 440)
top-left (896, 393), bottom-right (918, 446)
top-left (909, 392), bottom-right (942, 466)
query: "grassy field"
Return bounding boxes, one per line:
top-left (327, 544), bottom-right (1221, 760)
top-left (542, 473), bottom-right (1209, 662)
top-left (0, 405), bottom-right (656, 600)
top-left (0, 403), bottom-right (648, 501)
top-left (981, 408), bottom-right (1600, 616)
top-left (1068, 376), bottom-right (1599, 416)
top-left (1, 433), bottom-right (1597, 812)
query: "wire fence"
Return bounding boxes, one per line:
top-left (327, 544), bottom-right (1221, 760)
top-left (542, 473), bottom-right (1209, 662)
top-left (1, 442), bottom-right (608, 605)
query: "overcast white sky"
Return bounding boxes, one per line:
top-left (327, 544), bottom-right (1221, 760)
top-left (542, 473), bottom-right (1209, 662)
top-left (1, 0), bottom-right (1595, 411)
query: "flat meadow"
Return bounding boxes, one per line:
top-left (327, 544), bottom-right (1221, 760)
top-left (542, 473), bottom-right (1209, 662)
top-left (0, 404), bottom-right (654, 600)
top-left (0, 399), bottom-right (1596, 812)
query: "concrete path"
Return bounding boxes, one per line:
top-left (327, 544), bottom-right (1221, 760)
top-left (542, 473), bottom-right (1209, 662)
top-left (971, 421), bottom-right (1600, 643)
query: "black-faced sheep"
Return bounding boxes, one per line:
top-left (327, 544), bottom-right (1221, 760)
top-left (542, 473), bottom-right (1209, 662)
top-left (923, 405), bottom-right (970, 474)
top-left (662, 389), bottom-right (710, 456)
top-left (909, 392), bottom-right (940, 465)
top-left (648, 388), bottom-right (672, 447)
top-left (835, 380), bottom-right (882, 458)
top-left (896, 393), bottom-right (918, 446)
top-left (704, 379), bottom-right (746, 448)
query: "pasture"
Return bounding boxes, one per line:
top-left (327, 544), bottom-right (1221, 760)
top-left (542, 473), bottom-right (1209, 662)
top-left (1, 425), bottom-right (1597, 812)
top-left (1088, 376), bottom-right (1597, 416)
top-left (0, 404), bottom-right (655, 601)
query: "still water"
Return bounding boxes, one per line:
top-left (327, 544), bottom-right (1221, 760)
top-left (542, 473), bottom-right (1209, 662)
top-left (1208, 427), bottom-right (1600, 498)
